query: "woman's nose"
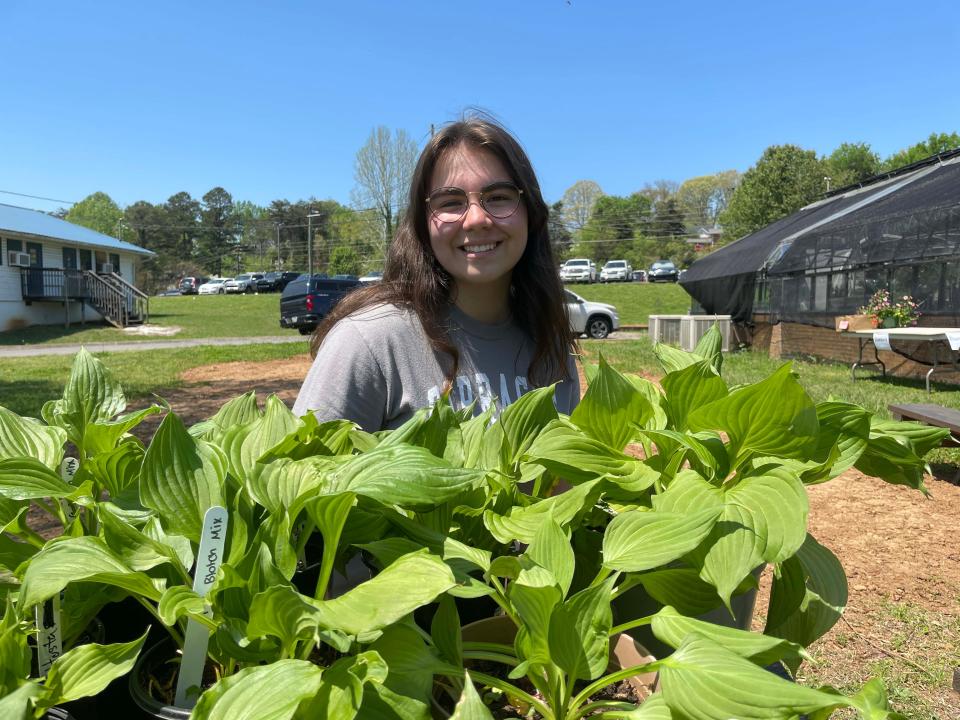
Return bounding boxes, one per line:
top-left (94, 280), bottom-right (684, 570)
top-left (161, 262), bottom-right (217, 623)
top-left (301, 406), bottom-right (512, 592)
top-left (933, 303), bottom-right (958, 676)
top-left (461, 198), bottom-right (493, 228)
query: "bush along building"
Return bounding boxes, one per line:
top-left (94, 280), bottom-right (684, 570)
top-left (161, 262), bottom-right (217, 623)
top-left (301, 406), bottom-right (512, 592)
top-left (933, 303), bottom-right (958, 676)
top-left (681, 148), bottom-right (960, 380)
top-left (0, 204), bottom-right (154, 331)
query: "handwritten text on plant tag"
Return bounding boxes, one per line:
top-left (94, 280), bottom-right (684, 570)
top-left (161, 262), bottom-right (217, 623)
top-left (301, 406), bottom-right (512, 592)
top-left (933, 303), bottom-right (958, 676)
top-left (34, 591), bottom-right (63, 676)
top-left (174, 506), bottom-right (228, 708)
top-left (873, 331), bottom-right (891, 351)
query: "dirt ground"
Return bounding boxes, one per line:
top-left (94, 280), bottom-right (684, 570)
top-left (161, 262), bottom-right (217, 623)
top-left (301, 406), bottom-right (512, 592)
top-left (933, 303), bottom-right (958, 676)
top-left (135, 354), bottom-right (960, 718)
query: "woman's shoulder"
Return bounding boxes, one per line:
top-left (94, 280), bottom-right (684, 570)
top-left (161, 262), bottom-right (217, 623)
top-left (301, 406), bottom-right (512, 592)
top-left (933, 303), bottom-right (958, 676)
top-left (328, 302), bottom-right (423, 343)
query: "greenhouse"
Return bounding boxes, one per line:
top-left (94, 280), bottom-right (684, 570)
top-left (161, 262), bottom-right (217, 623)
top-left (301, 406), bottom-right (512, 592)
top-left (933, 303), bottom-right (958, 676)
top-left (682, 148), bottom-right (960, 330)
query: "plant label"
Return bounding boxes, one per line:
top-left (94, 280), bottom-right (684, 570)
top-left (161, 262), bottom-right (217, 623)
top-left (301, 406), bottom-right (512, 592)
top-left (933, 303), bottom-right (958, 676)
top-left (946, 331), bottom-right (960, 351)
top-left (873, 331), bottom-right (891, 351)
top-left (59, 458), bottom-right (79, 523)
top-left (34, 591), bottom-right (63, 676)
top-left (174, 505), bottom-right (228, 708)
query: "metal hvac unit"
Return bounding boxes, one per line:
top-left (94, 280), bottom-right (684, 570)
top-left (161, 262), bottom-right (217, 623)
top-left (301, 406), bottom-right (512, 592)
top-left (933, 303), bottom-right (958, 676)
top-left (8, 251), bottom-right (31, 267)
top-left (648, 315), bottom-right (686, 346)
top-left (680, 315), bottom-right (733, 352)
top-left (99, 263), bottom-right (115, 274)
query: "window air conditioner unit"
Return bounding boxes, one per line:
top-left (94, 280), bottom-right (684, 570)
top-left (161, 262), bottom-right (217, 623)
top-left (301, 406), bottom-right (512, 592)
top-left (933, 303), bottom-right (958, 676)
top-left (8, 251), bottom-right (31, 267)
top-left (99, 263), bottom-right (115, 273)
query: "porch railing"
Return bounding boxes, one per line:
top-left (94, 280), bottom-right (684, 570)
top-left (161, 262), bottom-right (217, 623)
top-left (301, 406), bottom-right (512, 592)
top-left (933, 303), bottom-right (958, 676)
top-left (19, 268), bottom-right (148, 328)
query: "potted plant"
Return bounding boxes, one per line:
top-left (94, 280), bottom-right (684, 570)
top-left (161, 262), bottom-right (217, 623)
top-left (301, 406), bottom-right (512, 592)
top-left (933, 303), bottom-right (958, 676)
top-left (860, 289), bottom-right (922, 328)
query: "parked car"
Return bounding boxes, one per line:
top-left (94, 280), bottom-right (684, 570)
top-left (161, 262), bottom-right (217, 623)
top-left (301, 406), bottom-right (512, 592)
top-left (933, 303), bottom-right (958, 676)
top-left (600, 259), bottom-right (632, 283)
top-left (648, 260), bottom-right (679, 283)
top-left (559, 258), bottom-right (597, 283)
top-left (280, 275), bottom-right (361, 335)
top-left (256, 271), bottom-right (301, 293)
top-left (224, 272), bottom-right (266, 294)
top-left (359, 271), bottom-right (384, 284)
top-left (630, 269), bottom-right (647, 282)
top-left (198, 278), bottom-right (229, 295)
top-left (565, 290), bottom-right (619, 339)
top-left (178, 276), bottom-right (209, 295)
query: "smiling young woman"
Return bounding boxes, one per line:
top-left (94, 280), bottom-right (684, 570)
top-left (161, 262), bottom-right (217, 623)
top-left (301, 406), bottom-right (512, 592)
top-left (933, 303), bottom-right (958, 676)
top-left (292, 115), bottom-right (579, 432)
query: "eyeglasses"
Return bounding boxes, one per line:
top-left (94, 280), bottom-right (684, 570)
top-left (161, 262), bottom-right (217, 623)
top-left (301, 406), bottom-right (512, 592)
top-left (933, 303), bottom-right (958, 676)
top-left (426, 182), bottom-right (524, 223)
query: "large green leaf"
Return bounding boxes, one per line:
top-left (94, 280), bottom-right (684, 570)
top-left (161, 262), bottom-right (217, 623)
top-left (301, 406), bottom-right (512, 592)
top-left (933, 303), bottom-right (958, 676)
top-left (0, 406), bottom-right (66, 470)
top-left (0, 458), bottom-right (76, 500)
top-left (328, 445), bottom-right (486, 511)
top-left (84, 405), bottom-right (162, 456)
top-left (659, 634), bottom-right (853, 719)
top-left (191, 391), bottom-right (261, 443)
top-left (650, 606), bottom-right (807, 667)
top-left (687, 363), bottom-right (818, 469)
top-left (19, 536), bottom-right (163, 608)
top-left (526, 515), bottom-right (574, 598)
top-left (139, 412), bottom-right (226, 542)
top-left (246, 456), bottom-right (338, 517)
top-left (43, 348), bottom-right (127, 450)
top-left (499, 385), bottom-right (559, 462)
top-left (0, 599), bottom-right (31, 694)
top-left (483, 479), bottom-right (603, 544)
top-left (99, 507), bottom-right (187, 573)
top-left (44, 631), bottom-right (148, 702)
top-left (251, 550), bottom-right (455, 638)
top-left (660, 360), bottom-right (728, 432)
top-left (693, 323), bottom-right (724, 374)
top-left (0, 684), bottom-right (44, 720)
top-left (509, 578), bottom-right (561, 666)
top-left (548, 577), bottom-right (615, 681)
top-left (431, 595), bottom-right (463, 668)
top-left (854, 434), bottom-right (931, 493)
top-left (571, 355), bottom-right (654, 451)
top-left (304, 492), bottom-right (357, 600)
top-left (870, 417), bottom-right (951, 457)
top-left (448, 672), bottom-right (495, 720)
top-left (522, 420), bottom-right (648, 485)
top-left (296, 651), bottom-right (388, 720)
top-left (809, 401), bottom-right (871, 481)
top-left (84, 440), bottom-right (144, 499)
top-left (628, 567), bottom-right (725, 617)
top-left (190, 660), bottom-right (324, 720)
top-left (765, 533), bottom-right (847, 654)
top-left (653, 342), bottom-right (700, 375)
top-left (221, 395), bottom-right (301, 484)
top-left (603, 506), bottom-right (721, 573)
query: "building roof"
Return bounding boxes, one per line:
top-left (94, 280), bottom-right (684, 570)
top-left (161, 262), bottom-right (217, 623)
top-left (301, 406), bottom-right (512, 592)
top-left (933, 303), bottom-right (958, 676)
top-left (0, 203), bottom-right (154, 256)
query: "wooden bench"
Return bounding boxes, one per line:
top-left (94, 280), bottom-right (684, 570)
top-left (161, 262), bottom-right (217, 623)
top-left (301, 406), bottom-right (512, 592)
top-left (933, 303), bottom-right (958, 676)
top-left (888, 403), bottom-right (960, 445)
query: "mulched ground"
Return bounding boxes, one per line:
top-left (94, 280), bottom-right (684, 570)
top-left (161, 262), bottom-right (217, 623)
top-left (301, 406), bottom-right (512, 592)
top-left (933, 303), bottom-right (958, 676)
top-left (129, 354), bottom-right (960, 718)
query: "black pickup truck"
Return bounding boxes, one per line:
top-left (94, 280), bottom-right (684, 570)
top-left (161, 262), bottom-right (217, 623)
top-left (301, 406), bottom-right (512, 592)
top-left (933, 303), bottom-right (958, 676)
top-left (280, 275), bottom-right (361, 335)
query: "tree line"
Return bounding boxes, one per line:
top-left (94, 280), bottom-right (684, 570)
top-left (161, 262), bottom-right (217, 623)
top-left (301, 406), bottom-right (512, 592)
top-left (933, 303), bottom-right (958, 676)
top-left (57, 128), bottom-right (958, 291)
top-left (550, 131), bottom-right (959, 272)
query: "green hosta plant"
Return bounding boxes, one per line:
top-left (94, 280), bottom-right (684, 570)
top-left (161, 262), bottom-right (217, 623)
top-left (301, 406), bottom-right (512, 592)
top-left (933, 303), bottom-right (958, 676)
top-left (0, 597), bottom-right (147, 719)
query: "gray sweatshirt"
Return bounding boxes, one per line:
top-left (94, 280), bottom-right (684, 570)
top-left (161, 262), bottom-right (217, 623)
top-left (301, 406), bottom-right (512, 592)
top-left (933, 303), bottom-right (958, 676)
top-left (292, 303), bottom-right (580, 431)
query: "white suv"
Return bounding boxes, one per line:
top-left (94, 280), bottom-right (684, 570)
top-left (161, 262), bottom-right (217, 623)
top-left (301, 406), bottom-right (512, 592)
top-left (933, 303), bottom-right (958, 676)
top-left (565, 290), bottom-right (619, 339)
top-left (224, 272), bottom-right (265, 294)
top-left (559, 258), bottom-right (597, 283)
top-left (600, 259), bottom-right (632, 283)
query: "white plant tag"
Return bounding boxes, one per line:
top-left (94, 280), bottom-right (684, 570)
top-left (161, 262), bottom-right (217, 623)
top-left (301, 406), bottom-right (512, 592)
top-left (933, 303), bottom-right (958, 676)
top-left (174, 506), bottom-right (228, 708)
top-left (873, 331), bottom-right (891, 351)
top-left (34, 591), bottom-right (63, 676)
top-left (946, 331), bottom-right (960, 351)
top-left (59, 458), bottom-right (79, 524)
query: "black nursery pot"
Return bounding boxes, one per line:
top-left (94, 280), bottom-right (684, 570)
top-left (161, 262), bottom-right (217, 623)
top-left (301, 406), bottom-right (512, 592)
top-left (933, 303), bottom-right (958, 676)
top-left (127, 638), bottom-right (192, 720)
top-left (45, 708), bottom-right (77, 720)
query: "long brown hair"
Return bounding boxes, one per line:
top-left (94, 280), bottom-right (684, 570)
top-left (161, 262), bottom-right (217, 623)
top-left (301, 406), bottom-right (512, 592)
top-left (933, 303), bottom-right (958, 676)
top-left (312, 115), bottom-right (575, 386)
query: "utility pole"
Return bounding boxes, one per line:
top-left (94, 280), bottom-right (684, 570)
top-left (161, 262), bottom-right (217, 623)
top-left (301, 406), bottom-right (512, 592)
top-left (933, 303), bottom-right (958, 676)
top-left (307, 211), bottom-right (322, 276)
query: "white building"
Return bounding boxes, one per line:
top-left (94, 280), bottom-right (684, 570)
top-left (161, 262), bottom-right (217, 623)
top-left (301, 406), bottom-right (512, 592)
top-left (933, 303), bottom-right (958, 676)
top-left (0, 203), bottom-right (154, 331)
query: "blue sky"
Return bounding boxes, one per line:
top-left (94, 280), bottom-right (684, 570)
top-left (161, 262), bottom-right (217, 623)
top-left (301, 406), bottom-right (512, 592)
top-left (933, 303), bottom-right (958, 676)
top-left (2, 1), bottom-right (957, 213)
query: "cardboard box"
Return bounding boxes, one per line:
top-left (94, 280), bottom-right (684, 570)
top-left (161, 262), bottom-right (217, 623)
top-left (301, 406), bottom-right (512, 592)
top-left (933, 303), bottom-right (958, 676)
top-left (835, 314), bottom-right (875, 332)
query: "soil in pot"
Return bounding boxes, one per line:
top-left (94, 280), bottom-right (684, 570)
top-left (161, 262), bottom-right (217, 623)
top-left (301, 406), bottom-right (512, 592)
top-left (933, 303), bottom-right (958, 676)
top-left (128, 638), bottom-right (219, 720)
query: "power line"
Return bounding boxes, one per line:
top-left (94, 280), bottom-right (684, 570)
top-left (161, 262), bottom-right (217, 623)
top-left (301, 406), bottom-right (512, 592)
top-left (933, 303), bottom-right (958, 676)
top-left (0, 189), bottom-right (77, 205)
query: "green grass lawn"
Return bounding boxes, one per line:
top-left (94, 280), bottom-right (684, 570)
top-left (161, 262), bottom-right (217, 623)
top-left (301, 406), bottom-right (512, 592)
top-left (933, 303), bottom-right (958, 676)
top-left (0, 293), bottom-right (291, 345)
top-left (565, 282), bottom-right (691, 326)
top-left (0, 342), bottom-right (308, 418)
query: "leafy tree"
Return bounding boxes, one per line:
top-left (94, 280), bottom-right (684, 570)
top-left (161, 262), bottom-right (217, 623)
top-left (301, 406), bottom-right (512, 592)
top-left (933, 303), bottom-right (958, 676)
top-left (66, 192), bottom-right (123, 237)
top-left (198, 187), bottom-right (237, 276)
top-left (162, 192), bottom-right (201, 261)
top-left (328, 245), bottom-right (362, 276)
top-left (636, 179), bottom-right (679, 211)
top-left (560, 180), bottom-right (604, 231)
top-left (577, 194), bottom-right (652, 261)
top-left (719, 145), bottom-right (827, 241)
top-left (882, 131), bottom-right (960, 171)
top-left (825, 142), bottom-right (881, 189)
top-left (650, 196), bottom-right (687, 238)
top-left (233, 201), bottom-right (272, 269)
top-left (352, 126), bottom-right (418, 248)
top-left (676, 171), bottom-right (740, 229)
top-left (548, 201), bottom-right (573, 258)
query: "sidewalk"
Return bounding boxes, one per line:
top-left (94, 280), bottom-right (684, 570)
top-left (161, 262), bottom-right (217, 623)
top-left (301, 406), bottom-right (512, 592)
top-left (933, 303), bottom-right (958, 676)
top-left (0, 335), bottom-right (308, 358)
